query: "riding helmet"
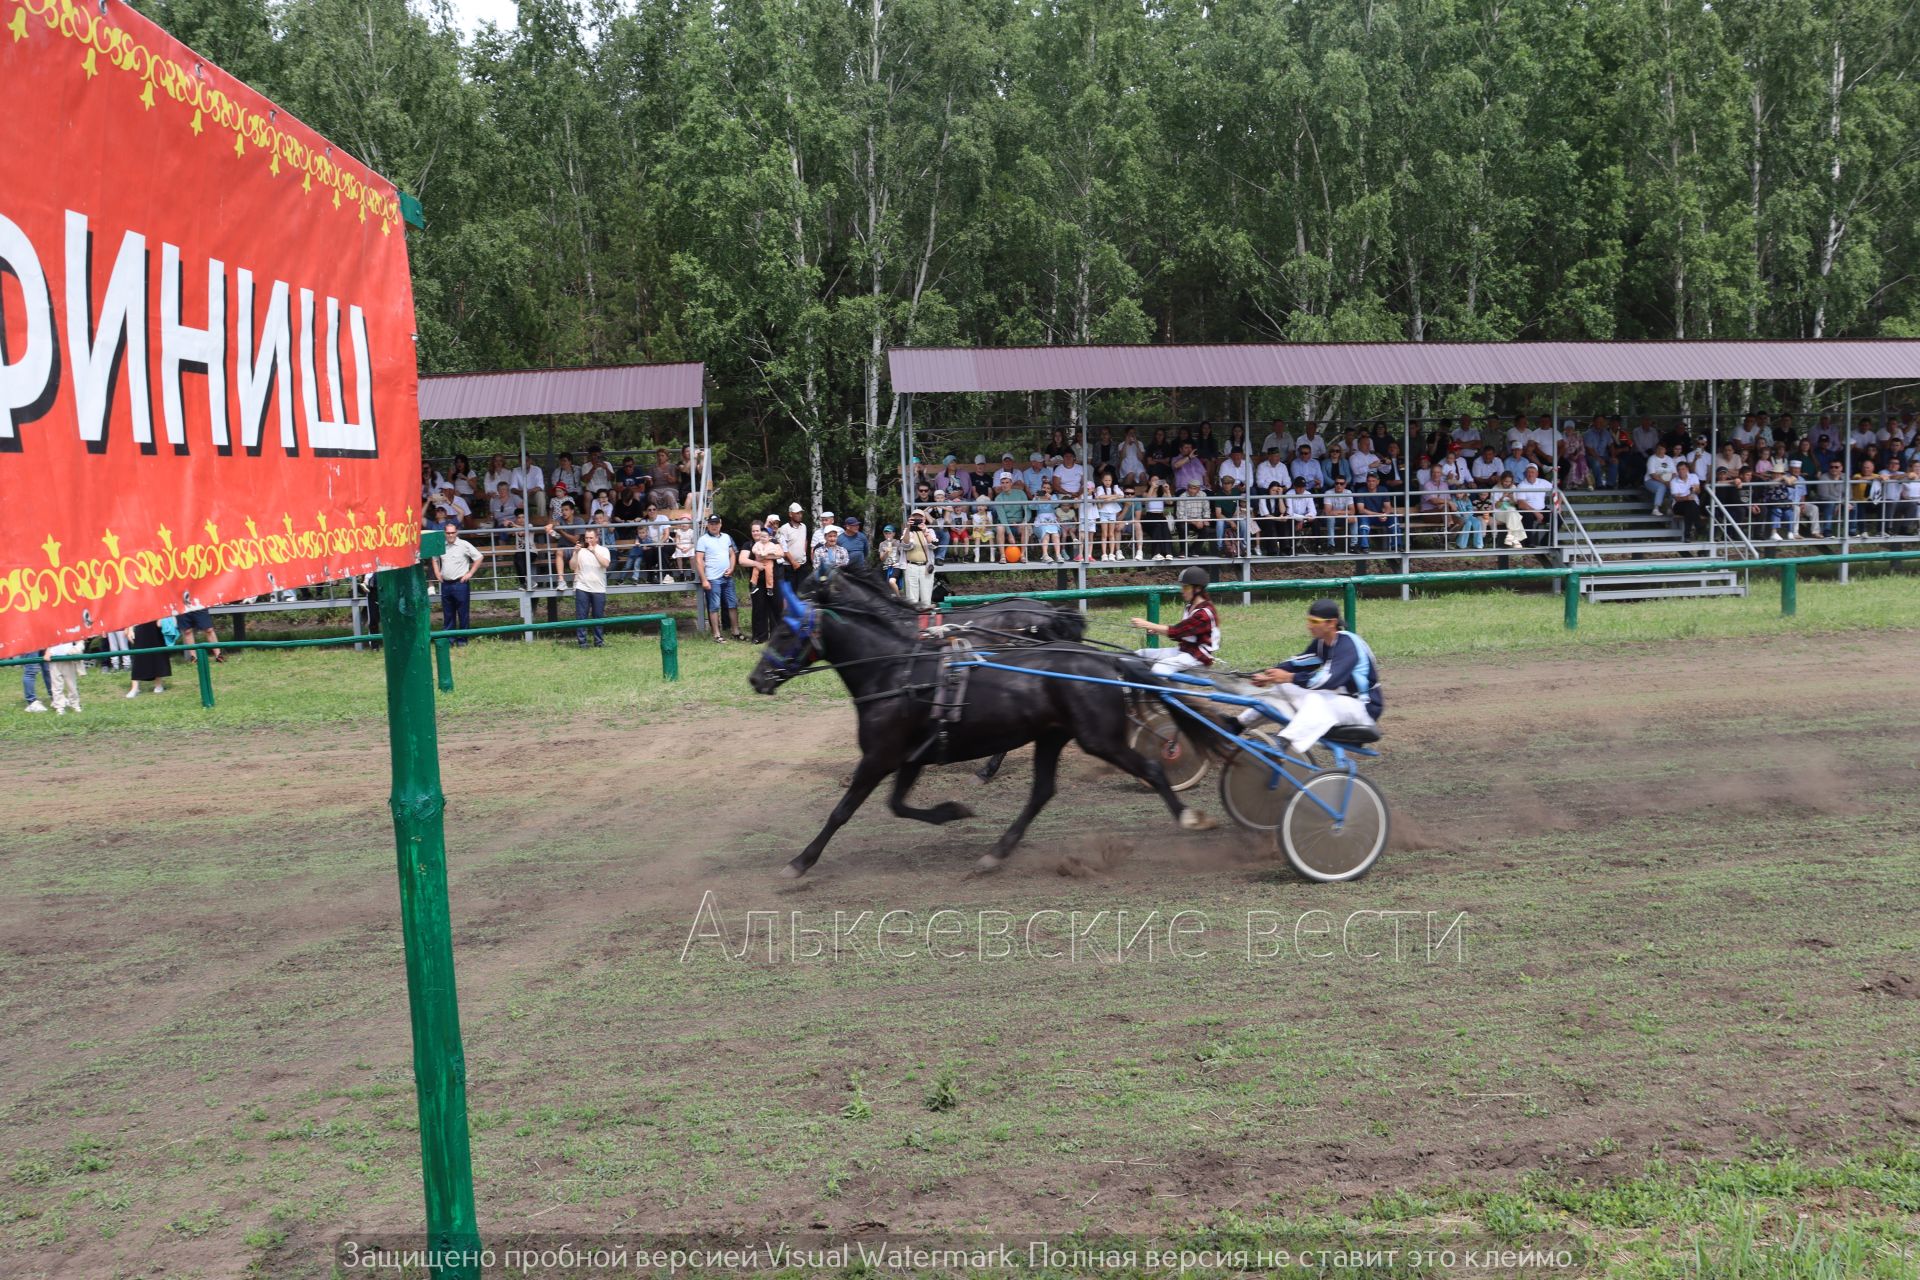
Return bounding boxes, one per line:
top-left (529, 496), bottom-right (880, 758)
top-left (1178, 566), bottom-right (1211, 589)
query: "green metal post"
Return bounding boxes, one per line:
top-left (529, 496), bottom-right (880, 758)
top-left (435, 638), bottom-right (454, 693)
top-left (1342, 581), bottom-right (1358, 630)
top-left (1780, 564), bottom-right (1798, 616)
top-left (1564, 576), bottom-right (1581, 630)
top-left (659, 616), bottom-right (680, 681)
top-left (1146, 591), bottom-right (1161, 648)
top-left (375, 558), bottom-right (481, 1280)
top-left (195, 649), bottom-right (215, 708)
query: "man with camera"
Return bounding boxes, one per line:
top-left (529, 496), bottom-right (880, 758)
top-left (901, 510), bottom-right (939, 608)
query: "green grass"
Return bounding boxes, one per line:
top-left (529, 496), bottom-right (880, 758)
top-left (2, 570), bottom-right (1914, 738)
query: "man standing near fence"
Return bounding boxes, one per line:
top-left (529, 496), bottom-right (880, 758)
top-left (696, 512), bottom-right (743, 643)
top-left (547, 522), bottom-right (613, 647)
top-left (432, 521), bottom-right (485, 644)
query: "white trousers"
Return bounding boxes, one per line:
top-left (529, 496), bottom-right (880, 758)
top-left (49, 661), bottom-right (81, 712)
top-left (1234, 683), bottom-right (1374, 753)
top-left (1136, 647), bottom-right (1203, 677)
top-left (902, 561), bottom-right (936, 608)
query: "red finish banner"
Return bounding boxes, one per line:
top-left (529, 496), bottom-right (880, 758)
top-left (0, 0), bottom-right (422, 659)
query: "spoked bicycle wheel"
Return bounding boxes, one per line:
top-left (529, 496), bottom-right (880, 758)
top-left (1218, 728), bottom-right (1323, 832)
top-left (1278, 770), bottom-right (1389, 882)
top-left (1128, 701), bottom-right (1208, 792)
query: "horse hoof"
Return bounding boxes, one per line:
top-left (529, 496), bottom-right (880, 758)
top-left (946, 804), bottom-right (975, 822)
top-left (1179, 810), bottom-right (1216, 832)
top-left (975, 853), bottom-right (1006, 872)
top-left (782, 863), bottom-right (808, 879)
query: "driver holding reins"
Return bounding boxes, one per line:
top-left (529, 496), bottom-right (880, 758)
top-left (1128, 566), bottom-right (1219, 676)
top-left (1240, 598), bottom-right (1383, 754)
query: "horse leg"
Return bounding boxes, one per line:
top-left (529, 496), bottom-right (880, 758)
top-left (888, 763), bottom-right (973, 826)
top-left (786, 754), bottom-right (892, 878)
top-left (977, 731), bottom-right (1069, 871)
top-left (1081, 735), bottom-right (1215, 832)
top-left (974, 752), bottom-right (1007, 784)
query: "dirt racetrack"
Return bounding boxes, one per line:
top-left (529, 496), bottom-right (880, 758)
top-left (3, 629), bottom-right (1918, 1277)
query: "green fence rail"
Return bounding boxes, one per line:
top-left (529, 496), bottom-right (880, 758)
top-left (945, 549), bottom-right (1920, 633)
top-left (1, 612), bottom-right (680, 707)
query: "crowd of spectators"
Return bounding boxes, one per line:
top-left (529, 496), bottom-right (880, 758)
top-left (899, 409), bottom-right (1920, 562)
top-left (402, 409), bottom-right (1920, 649)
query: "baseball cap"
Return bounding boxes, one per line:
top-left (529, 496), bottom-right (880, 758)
top-left (1029, 451), bottom-right (1044, 462)
top-left (706, 511), bottom-right (722, 523)
top-left (821, 509), bottom-right (835, 519)
top-left (883, 523), bottom-right (896, 533)
top-left (788, 501), bottom-right (803, 512)
top-left (845, 515), bottom-right (862, 526)
top-left (973, 454), bottom-right (986, 464)
top-left (942, 454), bottom-right (956, 463)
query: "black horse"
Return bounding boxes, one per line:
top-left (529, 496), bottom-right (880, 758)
top-left (748, 563), bottom-right (1223, 877)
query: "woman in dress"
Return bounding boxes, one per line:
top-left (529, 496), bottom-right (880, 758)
top-left (126, 620), bottom-right (171, 697)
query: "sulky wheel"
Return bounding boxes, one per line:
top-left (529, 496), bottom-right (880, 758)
top-left (1217, 727), bottom-right (1323, 832)
top-left (1128, 702), bottom-right (1208, 792)
top-left (1277, 770), bottom-right (1389, 883)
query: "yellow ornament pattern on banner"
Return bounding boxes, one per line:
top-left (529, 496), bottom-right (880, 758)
top-left (7, 0), bottom-right (401, 233)
top-left (2, 507), bottom-right (420, 618)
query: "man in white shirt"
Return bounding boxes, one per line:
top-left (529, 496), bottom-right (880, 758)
top-left (1452, 416), bottom-right (1482, 449)
top-left (510, 460), bottom-right (546, 521)
top-left (1255, 445), bottom-right (1291, 493)
top-left (1296, 424), bottom-right (1328, 460)
top-left (778, 502), bottom-right (810, 570)
top-left (432, 521), bottom-right (485, 639)
top-left (1471, 446), bottom-right (1504, 489)
top-left (1261, 418), bottom-right (1295, 458)
top-left (1217, 446), bottom-right (1253, 490)
top-left (1515, 465), bottom-right (1557, 546)
top-left (1053, 450), bottom-right (1086, 497)
top-left (582, 448), bottom-right (615, 495)
top-left (1347, 438), bottom-right (1379, 481)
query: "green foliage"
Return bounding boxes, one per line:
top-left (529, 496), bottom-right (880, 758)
top-left (143, 0), bottom-right (1920, 520)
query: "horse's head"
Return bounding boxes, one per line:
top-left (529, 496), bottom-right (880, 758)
top-left (749, 580), bottom-right (823, 693)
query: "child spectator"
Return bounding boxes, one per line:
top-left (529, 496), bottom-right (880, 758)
top-left (877, 523), bottom-right (903, 591)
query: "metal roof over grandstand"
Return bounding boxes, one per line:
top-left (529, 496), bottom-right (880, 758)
top-left (887, 341), bottom-right (1920, 395)
top-left (417, 361), bottom-right (705, 420)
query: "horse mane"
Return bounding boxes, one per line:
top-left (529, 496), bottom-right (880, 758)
top-left (821, 560), bottom-right (924, 624)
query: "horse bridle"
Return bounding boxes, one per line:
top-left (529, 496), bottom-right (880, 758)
top-left (760, 581), bottom-right (825, 685)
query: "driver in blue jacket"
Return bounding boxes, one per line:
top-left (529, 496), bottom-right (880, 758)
top-left (1240, 598), bottom-right (1383, 754)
